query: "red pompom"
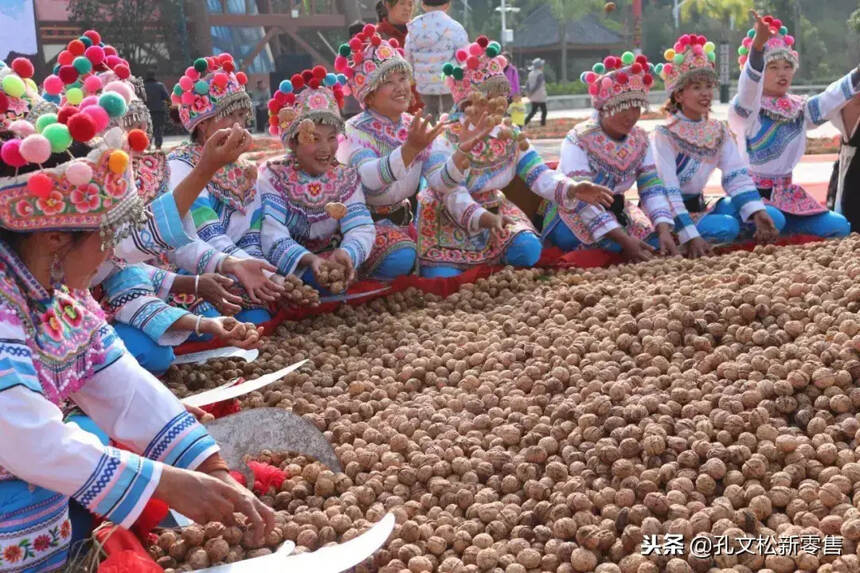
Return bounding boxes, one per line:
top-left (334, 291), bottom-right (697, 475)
top-left (57, 106), bottom-right (78, 124)
top-left (268, 115), bottom-right (279, 127)
top-left (370, 35), bottom-right (382, 46)
top-left (456, 49), bottom-right (468, 62)
top-left (268, 99), bottom-right (280, 113)
top-left (603, 56), bottom-right (615, 70)
top-left (466, 56), bottom-right (480, 70)
top-left (349, 38), bottom-right (363, 52)
top-left (57, 51), bottom-right (74, 66)
top-left (631, 63), bottom-right (642, 75)
top-left (236, 72), bottom-right (248, 85)
top-left (274, 91), bottom-right (288, 105)
top-left (643, 74), bottom-right (653, 86)
top-left (362, 24), bottom-right (376, 36)
top-left (106, 55), bottom-right (122, 69)
top-left (312, 65), bottom-right (327, 80)
top-left (68, 113), bottom-right (97, 142)
top-left (27, 174), bottom-right (53, 199)
top-left (763, 15), bottom-right (773, 23)
top-left (0, 92), bottom-right (7, 113)
top-left (103, 45), bottom-right (117, 57)
top-left (222, 60), bottom-right (235, 73)
top-left (476, 36), bottom-right (489, 48)
top-left (635, 54), bottom-right (648, 65)
top-left (301, 70), bottom-right (314, 83)
top-left (389, 38), bottom-right (399, 49)
top-left (308, 78), bottom-right (320, 89)
top-left (680, 34), bottom-right (690, 46)
top-left (616, 72), bottom-right (629, 84)
top-left (772, 19), bottom-right (782, 29)
top-left (284, 93), bottom-right (296, 105)
top-left (291, 74), bottom-right (304, 89)
top-left (84, 30), bottom-right (101, 44)
top-left (11, 58), bottom-right (34, 79)
top-left (68, 39), bottom-right (86, 56)
top-left (114, 64), bottom-right (130, 80)
top-left (127, 129), bottom-right (149, 152)
top-left (58, 66), bottom-right (79, 85)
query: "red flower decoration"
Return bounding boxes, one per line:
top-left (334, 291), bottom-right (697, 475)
top-left (70, 184), bottom-right (101, 213)
top-left (33, 535), bottom-right (51, 552)
top-left (36, 191), bottom-right (65, 216)
top-left (60, 520), bottom-right (71, 538)
top-left (3, 545), bottom-right (23, 563)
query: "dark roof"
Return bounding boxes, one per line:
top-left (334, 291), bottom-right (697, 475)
top-left (512, 5), bottom-right (624, 49)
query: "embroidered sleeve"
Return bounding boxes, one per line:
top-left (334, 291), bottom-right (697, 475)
top-left (168, 159), bottom-right (252, 260)
top-left (427, 133), bottom-right (485, 233)
top-left (71, 351), bottom-right (218, 473)
top-left (169, 238), bottom-right (228, 275)
top-left (112, 192), bottom-right (193, 264)
top-left (652, 130), bottom-right (699, 244)
top-left (516, 144), bottom-right (571, 208)
top-left (729, 58), bottom-right (764, 139)
top-left (139, 263), bottom-right (176, 300)
top-left (338, 182), bottom-right (377, 268)
top-left (423, 149), bottom-right (467, 194)
top-left (258, 167), bottom-right (311, 276)
top-left (805, 69), bottom-right (860, 129)
top-left (718, 135), bottom-right (766, 222)
top-left (347, 138), bottom-right (410, 192)
top-left (102, 265), bottom-right (191, 346)
top-left (636, 145), bottom-right (674, 229)
top-left (559, 134), bottom-right (619, 242)
top-left (0, 309), bottom-right (40, 395)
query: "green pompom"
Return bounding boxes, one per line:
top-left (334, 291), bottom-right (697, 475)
top-left (442, 62), bottom-right (454, 76)
top-left (621, 51), bottom-right (635, 65)
top-left (99, 92), bottom-right (128, 118)
top-left (779, 26), bottom-right (788, 35)
top-left (488, 41), bottom-right (502, 54)
top-left (452, 67), bottom-right (464, 80)
top-left (592, 63), bottom-right (605, 74)
top-left (43, 123), bottom-right (72, 152)
top-left (194, 58), bottom-right (208, 73)
top-left (73, 56), bottom-right (92, 75)
top-left (79, 36), bottom-right (93, 48)
top-left (338, 44), bottom-right (351, 57)
top-left (655, 63), bottom-right (664, 74)
top-left (747, 29), bottom-right (755, 38)
top-left (707, 51), bottom-right (716, 62)
top-left (673, 53), bottom-right (685, 64)
top-left (738, 46), bottom-right (748, 56)
top-left (486, 45), bottom-right (500, 58)
top-left (173, 84), bottom-right (183, 96)
top-left (194, 80), bottom-right (209, 95)
top-left (36, 113), bottom-right (58, 133)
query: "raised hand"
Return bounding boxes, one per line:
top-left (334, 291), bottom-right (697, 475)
top-left (199, 123), bottom-right (253, 174)
top-left (750, 10), bottom-right (775, 51)
top-left (404, 114), bottom-right (445, 154)
top-left (458, 110), bottom-right (495, 154)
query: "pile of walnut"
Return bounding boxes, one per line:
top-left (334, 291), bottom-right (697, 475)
top-left (316, 260), bottom-right (348, 294)
top-left (275, 273), bottom-right (321, 308)
top-left (163, 236), bottom-right (859, 572)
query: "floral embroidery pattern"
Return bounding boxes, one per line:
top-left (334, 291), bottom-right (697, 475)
top-left (660, 117), bottom-right (726, 163)
top-left (760, 93), bottom-right (804, 121)
top-left (70, 184), bottom-right (102, 213)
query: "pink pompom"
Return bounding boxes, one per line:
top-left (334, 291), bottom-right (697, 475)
top-left (334, 56), bottom-right (348, 73)
top-left (784, 35), bottom-right (795, 46)
top-left (44, 75), bottom-right (64, 96)
top-left (105, 55), bottom-right (122, 68)
top-left (772, 19), bottom-right (782, 28)
top-left (179, 76), bottom-right (194, 91)
top-left (588, 83), bottom-right (599, 96)
top-left (742, 37), bottom-right (753, 48)
top-left (84, 75), bottom-right (103, 94)
top-left (185, 67), bottom-right (199, 81)
top-left (268, 125), bottom-right (278, 136)
top-left (85, 45), bottom-right (105, 66)
top-left (65, 161), bottom-right (93, 186)
top-left (1, 140), bottom-right (27, 168)
top-left (456, 49), bottom-right (468, 62)
top-left (674, 42), bottom-right (684, 53)
top-left (171, 93), bottom-right (181, 104)
top-left (104, 81), bottom-right (133, 103)
top-left (680, 34), bottom-right (690, 46)
top-left (497, 56), bottom-right (508, 69)
top-left (585, 71), bottom-right (597, 83)
top-left (19, 134), bottom-right (52, 164)
top-left (104, 45), bottom-right (118, 57)
top-left (601, 77), bottom-right (614, 90)
top-left (81, 105), bottom-right (109, 132)
top-left (468, 44), bottom-right (482, 56)
top-left (663, 63), bottom-right (673, 75)
top-left (692, 45), bottom-right (704, 56)
top-left (8, 120), bottom-right (34, 137)
top-left (212, 72), bottom-right (229, 88)
top-left (79, 95), bottom-right (99, 109)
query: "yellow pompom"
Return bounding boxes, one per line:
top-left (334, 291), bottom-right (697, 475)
top-left (108, 150), bottom-right (129, 174)
top-left (664, 49), bottom-right (676, 61)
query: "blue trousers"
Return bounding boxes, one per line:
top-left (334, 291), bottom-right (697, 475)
top-left (420, 232), bottom-right (542, 278)
top-left (545, 220), bottom-right (663, 253)
top-left (369, 245), bottom-right (417, 280)
top-left (693, 213), bottom-right (741, 244)
top-left (714, 196), bottom-right (850, 238)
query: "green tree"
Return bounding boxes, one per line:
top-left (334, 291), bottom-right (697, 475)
top-left (549, 0), bottom-right (604, 82)
top-left (680, 0), bottom-right (754, 39)
top-left (848, 6), bottom-right (860, 33)
top-left (68, 0), bottom-right (188, 75)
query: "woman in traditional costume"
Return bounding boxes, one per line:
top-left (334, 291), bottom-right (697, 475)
top-left (416, 36), bottom-right (612, 277)
top-left (652, 33), bottom-right (782, 253)
top-left (728, 11), bottom-right (857, 238)
top-left (542, 52), bottom-right (678, 263)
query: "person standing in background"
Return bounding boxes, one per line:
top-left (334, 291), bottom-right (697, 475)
top-left (251, 80), bottom-right (269, 133)
top-left (524, 58), bottom-right (547, 127)
top-left (143, 70), bottom-right (169, 150)
top-left (405, 0), bottom-right (467, 120)
top-left (503, 51), bottom-right (520, 101)
top-left (376, 0), bottom-right (423, 114)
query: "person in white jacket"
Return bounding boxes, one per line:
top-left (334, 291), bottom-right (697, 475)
top-left (727, 10), bottom-right (857, 238)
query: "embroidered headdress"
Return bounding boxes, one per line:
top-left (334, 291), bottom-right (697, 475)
top-left (335, 23), bottom-right (411, 105)
top-left (267, 66), bottom-right (348, 144)
top-left (660, 34), bottom-right (717, 94)
top-left (171, 53), bottom-right (252, 132)
top-left (579, 51), bottom-right (655, 117)
top-left (442, 36), bottom-right (510, 107)
top-left (738, 15), bottom-right (798, 70)
top-left (1, 58), bottom-right (57, 130)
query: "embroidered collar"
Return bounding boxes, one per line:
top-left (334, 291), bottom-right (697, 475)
top-left (133, 151), bottom-right (168, 205)
top-left (661, 113), bottom-right (725, 162)
top-left (350, 109), bottom-right (429, 161)
top-left (760, 93), bottom-right (805, 122)
top-left (572, 120), bottom-right (649, 177)
top-left (169, 141), bottom-right (257, 214)
top-left (264, 155), bottom-right (359, 211)
top-left (0, 240), bottom-right (52, 304)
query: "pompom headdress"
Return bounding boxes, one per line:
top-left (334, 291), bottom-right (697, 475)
top-left (579, 51), bottom-right (655, 117)
top-left (660, 34), bottom-right (717, 94)
top-left (171, 54), bottom-right (252, 132)
top-left (442, 36), bottom-right (510, 107)
top-left (1, 58), bottom-right (57, 130)
top-left (267, 66), bottom-right (348, 144)
top-left (737, 15), bottom-right (798, 70)
top-left (335, 23), bottom-right (411, 105)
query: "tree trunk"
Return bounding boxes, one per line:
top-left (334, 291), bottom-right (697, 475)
top-left (560, 23), bottom-right (568, 83)
top-left (184, 0), bottom-right (213, 58)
